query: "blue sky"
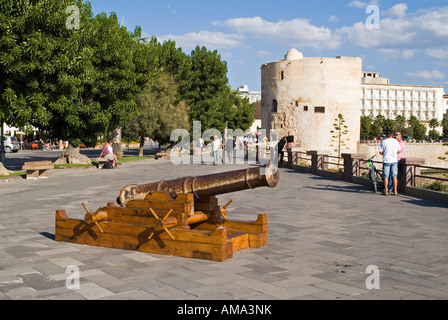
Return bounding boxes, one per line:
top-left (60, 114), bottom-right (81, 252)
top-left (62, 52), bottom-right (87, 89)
top-left (89, 0), bottom-right (448, 93)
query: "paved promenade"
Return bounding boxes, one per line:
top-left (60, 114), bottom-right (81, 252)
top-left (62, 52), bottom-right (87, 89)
top-left (1, 159), bottom-right (448, 300)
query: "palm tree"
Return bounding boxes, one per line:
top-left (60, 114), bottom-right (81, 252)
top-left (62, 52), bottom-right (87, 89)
top-left (428, 118), bottom-right (441, 140)
top-left (395, 115), bottom-right (406, 132)
top-left (429, 118), bottom-right (440, 131)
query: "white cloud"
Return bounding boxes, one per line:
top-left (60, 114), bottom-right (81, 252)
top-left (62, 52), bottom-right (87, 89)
top-left (378, 48), bottom-right (415, 60)
top-left (406, 70), bottom-right (444, 80)
top-left (348, 0), bottom-right (379, 8)
top-left (222, 16), bottom-right (342, 49)
top-left (425, 48), bottom-right (448, 60)
top-left (328, 15), bottom-right (339, 23)
top-left (338, 5), bottom-right (448, 52)
top-left (257, 50), bottom-right (271, 56)
top-left (158, 31), bottom-right (244, 50)
top-left (384, 3), bottom-right (408, 18)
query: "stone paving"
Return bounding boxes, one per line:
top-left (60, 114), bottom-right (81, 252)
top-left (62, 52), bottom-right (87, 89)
top-left (0, 158), bottom-right (448, 300)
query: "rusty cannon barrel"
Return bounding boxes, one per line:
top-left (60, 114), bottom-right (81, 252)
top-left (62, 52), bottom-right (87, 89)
top-left (117, 163), bottom-right (279, 207)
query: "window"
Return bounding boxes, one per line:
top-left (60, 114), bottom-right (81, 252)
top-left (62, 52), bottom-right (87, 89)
top-left (314, 106), bottom-right (325, 113)
top-left (304, 106), bottom-right (309, 112)
top-left (295, 101), bottom-right (299, 107)
top-left (272, 99), bottom-right (278, 113)
top-left (281, 71), bottom-right (284, 80)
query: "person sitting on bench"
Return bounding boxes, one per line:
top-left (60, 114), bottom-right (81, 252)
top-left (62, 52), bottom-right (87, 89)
top-left (100, 141), bottom-right (118, 168)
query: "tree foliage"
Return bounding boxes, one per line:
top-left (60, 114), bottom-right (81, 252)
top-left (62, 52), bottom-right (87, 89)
top-left (360, 114), bottom-right (435, 141)
top-left (122, 73), bottom-right (190, 155)
top-left (181, 45), bottom-right (253, 134)
top-left (1, 1), bottom-right (256, 152)
top-left (0, 0), bottom-right (156, 147)
top-left (442, 118), bottom-right (448, 138)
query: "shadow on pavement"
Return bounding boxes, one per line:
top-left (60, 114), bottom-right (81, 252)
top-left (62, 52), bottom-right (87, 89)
top-left (304, 184), bottom-right (373, 194)
top-left (402, 198), bottom-right (448, 209)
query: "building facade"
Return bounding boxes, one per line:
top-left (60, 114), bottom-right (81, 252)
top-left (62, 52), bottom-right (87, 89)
top-left (237, 85), bottom-right (261, 104)
top-left (2, 123), bottom-right (39, 139)
top-left (444, 95), bottom-right (448, 119)
top-left (361, 73), bottom-right (445, 125)
top-left (261, 48), bottom-right (362, 154)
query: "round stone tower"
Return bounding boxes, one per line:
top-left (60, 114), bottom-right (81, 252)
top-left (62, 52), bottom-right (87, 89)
top-left (261, 49), bottom-right (362, 154)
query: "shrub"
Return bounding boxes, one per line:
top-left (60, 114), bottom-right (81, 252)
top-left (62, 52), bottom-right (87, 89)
top-left (422, 181), bottom-right (448, 193)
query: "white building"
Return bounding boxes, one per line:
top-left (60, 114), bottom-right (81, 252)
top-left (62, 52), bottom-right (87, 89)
top-left (443, 95), bottom-right (448, 117)
top-left (237, 85), bottom-right (261, 104)
top-left (361, 72), bottom-right (445, 125)
top-left (1, 123), bottom-right (39, 138)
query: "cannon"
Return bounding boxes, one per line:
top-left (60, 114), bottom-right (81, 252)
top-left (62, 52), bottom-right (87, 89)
top-left (55, 163), bottom-right (279, 261)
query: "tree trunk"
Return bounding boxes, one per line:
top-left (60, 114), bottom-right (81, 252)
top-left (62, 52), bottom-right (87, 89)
top-left (54, 146), bottom-right (92, 165)
top-left (139, 136), bottom-right (145, 158)
top-left (112, 126), bottom-right (123, 160)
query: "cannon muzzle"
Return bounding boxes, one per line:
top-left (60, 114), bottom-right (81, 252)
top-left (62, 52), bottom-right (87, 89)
top-left (117, 163), bottom-right (279, 207)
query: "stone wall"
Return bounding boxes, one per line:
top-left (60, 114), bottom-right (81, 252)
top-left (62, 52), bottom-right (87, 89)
top-left (261, 51), bottom-right (362, 153)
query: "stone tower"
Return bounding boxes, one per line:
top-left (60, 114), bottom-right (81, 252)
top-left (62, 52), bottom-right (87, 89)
top-left (261, 49), bottom-right (362, 154)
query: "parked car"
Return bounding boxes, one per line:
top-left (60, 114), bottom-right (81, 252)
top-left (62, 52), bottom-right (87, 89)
top-left (1, 136), bottom-right (20, 153)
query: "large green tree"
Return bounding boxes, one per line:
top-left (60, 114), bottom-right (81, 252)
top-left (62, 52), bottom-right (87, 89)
top-left (122, 72), bottom-right (190, 156)
top-left (152, 41), bottom-right (255, 137)
top-left (0, 0), bottom-right (155, 152)
top-left (183, 46), bottom-right (236, 133)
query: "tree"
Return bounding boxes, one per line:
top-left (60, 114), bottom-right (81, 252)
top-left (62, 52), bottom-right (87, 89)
top-left (429, 118), bottom-right (440, 131)
top-left (428, 118), bottom-right (440, 140)
top-left (373, 115), bottom-right (387, 136)
top-left (395, 115), bottom-right (407, 132)
top-left (183, 46), bottom-right (234, 133)
top-left (0, 0), bottom-right (156, 163)
top-left (428, 129), bottom-right (441, 140)
top-left (384, 118), bottom-right (397, 133)
top-left (227, 92), bottom-right (255, 133)
top-left (360, 116), bottom-right (373, 139)
top-left (122, 73), bottom-right (190, 157)
top-left (408, 116), bottom-right (420, 130)
top-left (0, 0), bottom-right (76, 163)
top-left (442, 118), bottom-right (448, 138)
top-left (370, 122), bottom-right (383, 139)
top-left (330, 114), bottom-right (350, 167)
top-left (414, 123), bottom-right (427, 141)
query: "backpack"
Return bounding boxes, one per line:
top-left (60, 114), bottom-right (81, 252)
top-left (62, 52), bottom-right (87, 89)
top-left (102, 161), bottom-right (114, 169)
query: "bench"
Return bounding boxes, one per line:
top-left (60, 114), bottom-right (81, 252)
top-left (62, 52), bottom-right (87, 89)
top-left (22, 161), bottom-right (54, 180)
top-left (96, 157), bottom-right (109, 168)
top-left (155, 151), bottom-right (168, 160)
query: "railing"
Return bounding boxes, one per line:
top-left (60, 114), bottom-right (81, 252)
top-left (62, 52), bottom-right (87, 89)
top-left (412, 164), bottom-right (448, 186)
top-left (287, 151), bottom-right (448, 192)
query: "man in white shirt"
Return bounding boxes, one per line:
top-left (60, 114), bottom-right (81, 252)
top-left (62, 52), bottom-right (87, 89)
top-left (379, 130), bottom-right (401, 196)
top-left (212, 136), bottom-right (221, 166)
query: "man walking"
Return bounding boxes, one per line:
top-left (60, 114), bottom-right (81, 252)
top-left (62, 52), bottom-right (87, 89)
top-left (379, 130), bottom-right (401, 196)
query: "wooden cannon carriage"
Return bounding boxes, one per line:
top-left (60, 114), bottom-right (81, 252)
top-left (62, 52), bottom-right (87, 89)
top-left (55, 164), bottom-right (279, 261)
